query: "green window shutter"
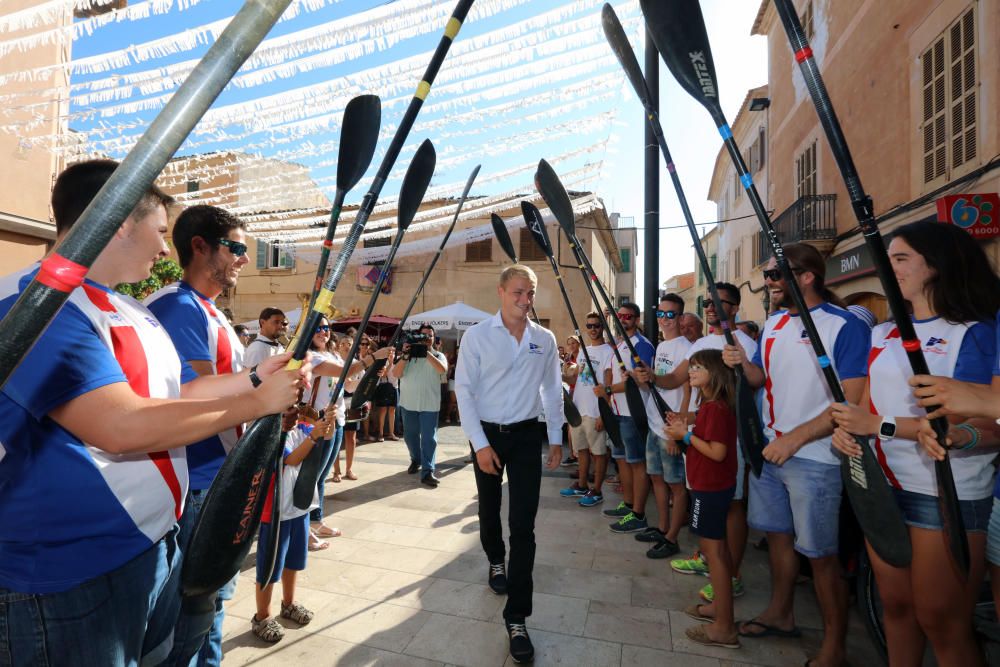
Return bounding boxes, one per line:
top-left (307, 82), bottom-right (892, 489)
top-left (620, 248), bottom-right (631, 272)
top-left (256, 239), bottom-right (267, 269)
top-left (282, 249), bottom-right (295, 269)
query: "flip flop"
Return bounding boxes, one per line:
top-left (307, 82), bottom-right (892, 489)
top-left (307, 539), bottom-right (329, 552)
top-left (345, 471), bottom-right (358, 481)
top-left (737, 619), bottom-right (801, 639)
top-left (313, 524), bottom-right (341, 538)
top-left (685, 625), bottom-right (740, 649)
top-left (683, 604), bottom-right (714, 622)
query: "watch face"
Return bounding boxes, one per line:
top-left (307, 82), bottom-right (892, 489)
top-left (879, 421), bottom-right (896, 438)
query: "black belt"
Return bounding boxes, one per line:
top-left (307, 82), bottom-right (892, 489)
top-left (481, 419), bottom-right (540, 433)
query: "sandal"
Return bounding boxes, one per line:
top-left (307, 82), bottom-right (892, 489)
top-left (307, 535), bottom-right (329, 552)
top-left (683, 603), bottom-right (714, 622)
top-left (281, 601), bottom-right (314, 626)
top-left (251, 614), bottom-right (284, 643)
top-left (685, 624), bottom-right (739, 649)
top-left (312, 524), bottom-right (341, 538)
top-left (331, 472), bottom-right (341, 483)
top-left (345, 471), bottom-right (358, 481)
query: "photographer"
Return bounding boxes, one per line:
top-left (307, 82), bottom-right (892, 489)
top-left (391, 324), bottom-right (448, 487)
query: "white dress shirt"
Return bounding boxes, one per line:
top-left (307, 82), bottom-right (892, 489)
top-left (456, 311), bottom-right (565, 451)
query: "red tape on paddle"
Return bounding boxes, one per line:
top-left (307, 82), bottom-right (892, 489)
top-left (902, 339), bottom-right (922, 352)
top-left (794, 46), bottom-right (813, 63)
top-left (37, 254), bottom-right (88, 293)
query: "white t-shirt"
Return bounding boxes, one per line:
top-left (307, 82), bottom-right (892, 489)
top-left (685, 329), bottom-right (758, 409)
top-left (601, 333), bottom-right (656, 417)
top-left (868, 318), bottom-right (996, 499)
top-left (572, 343), bottom-right (614, 418)
top-left (651, 336), bottom-right (692, 414)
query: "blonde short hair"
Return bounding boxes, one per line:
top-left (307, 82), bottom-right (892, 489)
top-left (499, 264), bottom-right (538, 288)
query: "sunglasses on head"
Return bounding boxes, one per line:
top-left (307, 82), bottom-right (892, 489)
top-left (217, 238), bottom-right (248, 257)
top-left (762, 267), bottom-right (804, 282)
top-left (703, 296), bottom-right (737, 309)
top-left (655, 309), bottom-right (679, 320)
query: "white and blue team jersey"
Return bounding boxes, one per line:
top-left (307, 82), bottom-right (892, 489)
top-left (602, 333), bottom-right (655, 418)
top-left (0, 270), bottom-right (197, 594)
top-left (869, 317), bottom-right (996, 500)
top-left (751, 303), bottom-right (869, 465)
top-left (145, 281), bottom-right (245, 491)
top-left (572, 343), bottom-right (613, 419)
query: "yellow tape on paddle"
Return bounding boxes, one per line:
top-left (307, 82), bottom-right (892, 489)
top-left (314, 288), bottom-right (335, 315)
top-left (286, 358), bottom-right (303, 370)
top-left (415, 81), bottom-right (431, 100)
top-left (445, 17), bottom-right (462, 39)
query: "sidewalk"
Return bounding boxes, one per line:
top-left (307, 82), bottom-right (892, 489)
top-left (219, 425), bottom-right (881, 666)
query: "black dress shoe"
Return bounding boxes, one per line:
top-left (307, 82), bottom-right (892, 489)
top-left (407, 461), bottom-right (420, 474)
top-left (505, 621), bottom-right (534, 663)
top-left (420, 474), bottom-right (440, 487)
top-left (488, 562), bottom-right (507, 595)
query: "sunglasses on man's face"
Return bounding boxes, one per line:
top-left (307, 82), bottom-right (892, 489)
top-left (617, 312), bottom-right (635, 321)
top-left (762, 267), bottom-right (804, 282)
top-left (217, 238), bottom-right (248, 257)
top-left (655, 309), bottom-right (679, 320)
top-left (585, 323), bottom-right (602, 330)
top-left (703, 296), bottom-right (737, 309)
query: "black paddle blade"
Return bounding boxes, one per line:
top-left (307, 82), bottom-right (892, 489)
top-left (261, 456), bottom-right (283, 585)
top-left (602, 4), bottom-right (653, 108)
top-left (397, 139), bottom-right (436, 231)
top-left (639, 0), bottom-right (724, 120)
top-left (337, 95), bottom-right (382, 192)
top-left (936, 458), bottom-right (971, 573)
top-left (351, 358), bottom-right (388, 410)
top-left (841, 447), bottom-right (913, 567)
top-left (735, 374), bottom-right (766, 478)
top-left (521, 201), bottom-right (553, 258)
top-left (293, 436), bottom-right (325, 509)
top-left (563, 387), bottom-right (583, 428)
top-left (535, 159), bottom-right (576, 238)
top-left (624, 376), bottom-right (649, 439)
top-left (181, 413), bottom-right (282, 596)
top-left (490, 213), bottom-right (518, 262)
top-left (597, 397), bottom-right (626, 452)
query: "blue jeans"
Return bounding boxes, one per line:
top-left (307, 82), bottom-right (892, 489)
top-left (309, 425), bottom-right (344, 523)
top-left (401, 408), bottom-right (439, 476)
top-left (0, 528), bottom-right (181, 667)
top-left (175, 490), bottom-right (237, 667)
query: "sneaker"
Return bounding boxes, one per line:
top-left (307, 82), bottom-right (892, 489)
top-left (699, 577), bottom-right (745, 602)
top-left (634, 527), bottom-right (665, 543)
top-left (559, 484), bottom-right (588, 498)
top-left (646, 538), bottom-right (680, 559)
top-left (505, 621), bottom-right (534, 663)
top-left (609, 512), bottom-right (648, 534)
top-left (578, 490), bottom-right (604, 507)
top-left (560, 456), bottom-right (578, 467)
top-left (602, 500), bottom-right (630, 518)
top-left (488, 562), bottom-right (508, 595)
top-left (670, 551), bottom-right (710, 576)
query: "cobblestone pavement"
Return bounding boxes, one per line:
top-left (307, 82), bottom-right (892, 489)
top-left (219, 425), bottom-right (882, 666)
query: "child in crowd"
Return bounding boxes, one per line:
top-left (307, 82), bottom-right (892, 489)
top-left (251, 407), bottom-right (335, 643)
top-left (665, 349), bottom-right (739, 649)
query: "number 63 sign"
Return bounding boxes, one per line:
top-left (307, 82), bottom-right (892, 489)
top-left (936, 193), bottom-right (999, 238)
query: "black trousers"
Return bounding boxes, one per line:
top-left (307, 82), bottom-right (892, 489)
top-left (471, 423), bottom-right (543, 623)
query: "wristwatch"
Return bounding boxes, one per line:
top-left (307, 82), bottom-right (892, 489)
top-left (604, 385), bottom-right (613, 397)
top-left (878, 415), bottom-right (896, 441)
top-left (249, 365), bottom-right (262, 388)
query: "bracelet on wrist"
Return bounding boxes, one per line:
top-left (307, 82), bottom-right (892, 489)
top-left (955, 423), bottom-right (979, 451)
top-left (682, 432), bottom-right (693, 446)
top-left (248, 365), bottom-right (262, 388)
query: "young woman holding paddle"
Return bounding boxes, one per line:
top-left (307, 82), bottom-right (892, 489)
top-left (831, 221), bottom-right (1000, 666)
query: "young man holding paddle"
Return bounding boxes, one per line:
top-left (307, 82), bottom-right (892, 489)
top-left (455, 264), bottom-right (563, 664)
top-left (0, 160), bottom-right (307, 666)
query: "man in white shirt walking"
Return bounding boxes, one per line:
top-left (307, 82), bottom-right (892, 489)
top-left (244, 307), bottom-right (288, 368)
top-left (455, 265), bottom-right (564, 664)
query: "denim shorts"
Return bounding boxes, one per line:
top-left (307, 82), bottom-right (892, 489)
top-left (748, 457), bottom-right (842, 558)
top-left (645, 431), bottom-right (684, 484)
top-left (614, 415), bottom-right (645, 464)
top-left (893, 487), bottom-right (992, 533)
top-left (987, 497), bottom-right (1000, 566)
top-left (256, 513), bottom-right (308, 585)
top-left (690, 487), bottom-right (736, 540)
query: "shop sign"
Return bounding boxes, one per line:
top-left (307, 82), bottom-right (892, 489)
top-left (936, 194), bottom-right (999, 239)
top-left (826, 245), bottom-right (874, 286)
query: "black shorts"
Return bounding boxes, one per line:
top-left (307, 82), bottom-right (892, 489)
top-left (374, 383), bottom-right (397, 408)
top-left (689, 487), bottom-right (735, 540)
top-left (343, 391), bottom-right (360, 431)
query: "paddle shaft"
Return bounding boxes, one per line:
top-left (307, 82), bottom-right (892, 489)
top-left (772, 0), bottom-right (966, 573)
top-left (0, 0), bottom-right (293, 391)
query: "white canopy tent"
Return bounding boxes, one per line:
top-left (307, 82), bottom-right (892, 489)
top-left (403, 301), bottom-right (492, 339)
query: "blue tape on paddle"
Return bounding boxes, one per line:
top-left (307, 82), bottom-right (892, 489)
top-left (740, 173), bottom-right (753, 189)
top-left (718, 124), bottom-right (733, 140)
top-left (817, 355), bottom-right (831, 368)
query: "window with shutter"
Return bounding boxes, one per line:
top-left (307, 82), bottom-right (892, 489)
top-left (518, 228), bottom-right (547, 261)
top-left (796, 141), bottom-right (817, 198)
top-left (921, 6), bottom-right (977, 186)
top-left (757, 126), bottom-right (766, 172)
top-left (363, 235), bottom-right (392, 248)
top-left (258, 240), bottom-right (295, 270)
top-left (465, 238), bottom-right (492, 262)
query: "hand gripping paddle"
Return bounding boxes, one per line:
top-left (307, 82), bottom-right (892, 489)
top-left (535, 159), bottom-right (650, 440)
top-left (601, 3), bottom-right (764, 475)
top-left (640, 0), bottom-right (910, 568)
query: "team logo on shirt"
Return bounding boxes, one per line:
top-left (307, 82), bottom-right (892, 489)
top-left (925, 336), bottom-right (948, 354)
top-left (528, 342), bottom-right (544, 355)
top-left (798, 329), bottom-right (811, 345)
top-left (144, 316), bottom-right (161, 329)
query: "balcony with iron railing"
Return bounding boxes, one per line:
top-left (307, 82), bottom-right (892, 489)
top-left (755, 194), bottom-right (837, 265)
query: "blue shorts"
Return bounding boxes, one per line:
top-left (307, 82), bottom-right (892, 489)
top-left (614, 415), bottom-right (645, 464)
top-left (256, 513), bottom-right (308, 585)
top-left (748, 457), bottom-right (842, 558)
top-left (987, 497), bottom-right (1000, 566)
top-left (893, 487), bottom-right (991, 533)
top-left (690, 487), bottom-right (736, 540)
top-left (645, 431), bottom-right (684, 484)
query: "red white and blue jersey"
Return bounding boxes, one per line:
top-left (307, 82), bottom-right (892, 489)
top-left (751, 303), bottom-right (869, 465)
top-left (145, 281), bottom-right (245, 490)
top-left (602, 333), bottom-right (655, 418)
top-left (0, 269), bottom-right (197, 593)
top-left (868, 317), bottom-right (996, 500)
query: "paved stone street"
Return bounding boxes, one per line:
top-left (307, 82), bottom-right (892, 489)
top-left (219, 425), bottom-right (881, 666)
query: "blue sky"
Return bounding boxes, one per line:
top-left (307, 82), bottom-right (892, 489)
top-left (67, 0), bottom-right (767, 303)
